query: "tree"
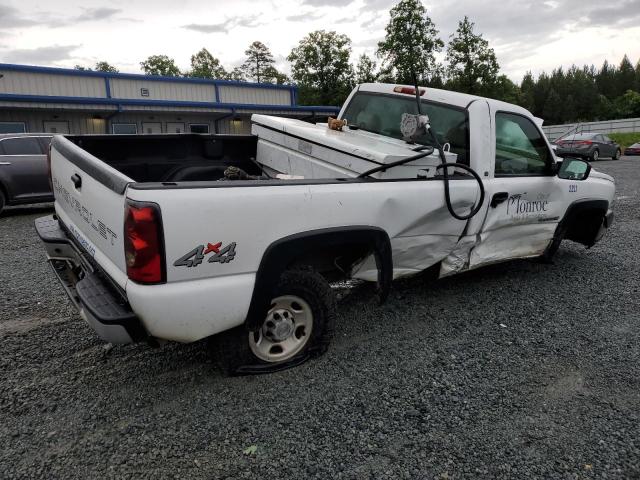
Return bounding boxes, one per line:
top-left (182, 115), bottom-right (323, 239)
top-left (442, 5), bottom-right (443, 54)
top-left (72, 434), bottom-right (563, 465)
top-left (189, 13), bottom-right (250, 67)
top-left (262, 66), bottom-right (290, 85)
top-left (486, 75), bottom-right (521, 105)
top-left (616, 54), bottom-right (635, 98)
top-left (520, 71), bottom-right (536, 111)
top-left (542, 88), bottom-right (563, 125)
top-left (226, 67), bottom-right (246, 82)
top-left (241, 41), bottom-right (276, 83)
top-left (376, 0), bottom-right (443, 84)
top-left (94, 61), bottom-right (119, 73)
top-left (140, 55), bottom-right (181, 76)
top-left (355, 54), bottom-right (378, 84)
top-left (287, 30), bottom-right (354, 105)
top-left (614, 89), bottom-right (640, 118)
top-left (596, 60), bottom-right (617, 100)
top-left (445, 16), bottom-right (499, 95)
top-left (188, 48), bottom-right (227, 79)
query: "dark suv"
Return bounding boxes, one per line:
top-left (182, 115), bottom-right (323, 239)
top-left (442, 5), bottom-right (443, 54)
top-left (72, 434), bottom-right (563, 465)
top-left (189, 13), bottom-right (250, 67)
top-left (554, 133), bottom-right (622, 161)
top-left (0, 134), bottom-right (53, 214)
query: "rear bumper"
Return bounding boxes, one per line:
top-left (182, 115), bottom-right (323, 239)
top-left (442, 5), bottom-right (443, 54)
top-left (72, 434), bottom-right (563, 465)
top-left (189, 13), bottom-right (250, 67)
top-left (35, 215), bottom-right (146, 344)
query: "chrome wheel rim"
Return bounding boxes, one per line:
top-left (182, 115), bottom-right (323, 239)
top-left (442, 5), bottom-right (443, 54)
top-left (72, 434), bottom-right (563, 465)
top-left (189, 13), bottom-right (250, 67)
top-left (249, 295), bottom-right (313, 362)
top-left (593, 150), bottom-right (598, 161)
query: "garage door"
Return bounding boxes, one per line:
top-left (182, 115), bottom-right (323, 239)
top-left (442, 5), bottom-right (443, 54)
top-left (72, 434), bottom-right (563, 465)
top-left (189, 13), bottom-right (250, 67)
top-left (166, 122), bottom-right (185, 133)
top-left (142, 122), bottom-right (162, 134)
top-left (43, 121), bottom-right (70, 134)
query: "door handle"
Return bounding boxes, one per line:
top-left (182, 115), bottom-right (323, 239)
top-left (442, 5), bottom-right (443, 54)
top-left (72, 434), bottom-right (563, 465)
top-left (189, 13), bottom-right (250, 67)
top-left (71, 173), bottom-right (82, 189)
top-left (491, 191), bottom-right (508, 208)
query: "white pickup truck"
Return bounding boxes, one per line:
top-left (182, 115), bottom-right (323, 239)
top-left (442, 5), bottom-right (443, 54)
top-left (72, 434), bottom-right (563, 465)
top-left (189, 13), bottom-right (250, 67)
top-left (36, 83), bottom-right (615, 375)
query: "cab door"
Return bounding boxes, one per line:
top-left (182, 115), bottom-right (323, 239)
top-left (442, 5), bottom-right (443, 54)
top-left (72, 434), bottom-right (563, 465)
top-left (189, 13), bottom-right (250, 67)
top-left (469, 111), bottom-right (564, 268)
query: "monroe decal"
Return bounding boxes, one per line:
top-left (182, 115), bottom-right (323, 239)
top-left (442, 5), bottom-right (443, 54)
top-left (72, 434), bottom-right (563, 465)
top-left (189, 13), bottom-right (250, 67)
top-left (506, 193), bottom-right (549, 216)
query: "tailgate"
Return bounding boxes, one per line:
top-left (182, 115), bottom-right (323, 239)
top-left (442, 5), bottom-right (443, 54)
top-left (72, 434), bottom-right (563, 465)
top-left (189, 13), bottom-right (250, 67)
top-left (50, 136), bottom-right (132, 289)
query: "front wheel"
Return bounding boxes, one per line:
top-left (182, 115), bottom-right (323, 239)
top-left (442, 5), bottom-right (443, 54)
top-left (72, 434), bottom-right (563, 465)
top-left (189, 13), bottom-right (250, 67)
top-left (210, 269), bottom-right (336, 376)
top-left (0, 190), bottom-right (5, 215)
top-left (613, 149), bottom-right (621, 160)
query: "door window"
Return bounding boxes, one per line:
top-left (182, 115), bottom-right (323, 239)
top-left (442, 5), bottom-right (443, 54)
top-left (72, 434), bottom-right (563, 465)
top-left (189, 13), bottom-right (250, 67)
top-left (0, 137), bottom-right (43, 155)
top-left (495, 112), bottom-right (552, 176)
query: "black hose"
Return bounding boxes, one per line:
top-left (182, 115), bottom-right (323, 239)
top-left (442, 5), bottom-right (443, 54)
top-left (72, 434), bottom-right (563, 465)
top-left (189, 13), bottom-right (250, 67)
top-left (427, 126), bottom-right (485, 220)
top-left (435, 162), bottom-right (485, 220)
top-left (357, 140), bottom-right (485, 220)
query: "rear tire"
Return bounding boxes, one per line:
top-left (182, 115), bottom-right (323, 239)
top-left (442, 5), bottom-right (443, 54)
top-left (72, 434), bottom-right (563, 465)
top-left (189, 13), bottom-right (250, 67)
top-left (0, 190), bottom-right (5, 215)
top-left (590, 149), bottom-right (599, 162)
top-left (210, 269), bottom-right (336, 376)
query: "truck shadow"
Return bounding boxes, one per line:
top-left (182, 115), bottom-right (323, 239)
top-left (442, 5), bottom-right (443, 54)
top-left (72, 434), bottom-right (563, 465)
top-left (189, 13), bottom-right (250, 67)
top-left (1, 203), bottom-right (54, 218)
top-left (89, 244), bottom-right (595, 389)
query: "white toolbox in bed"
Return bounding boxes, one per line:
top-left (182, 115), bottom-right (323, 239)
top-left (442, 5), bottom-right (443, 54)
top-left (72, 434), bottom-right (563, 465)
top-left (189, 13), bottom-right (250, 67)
top-left (251, 114), bottom-right (457, 180)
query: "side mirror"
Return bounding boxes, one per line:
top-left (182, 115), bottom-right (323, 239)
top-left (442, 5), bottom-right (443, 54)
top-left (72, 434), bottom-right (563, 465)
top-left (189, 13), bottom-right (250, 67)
top-left (557, 157), bottom-right (591, 181)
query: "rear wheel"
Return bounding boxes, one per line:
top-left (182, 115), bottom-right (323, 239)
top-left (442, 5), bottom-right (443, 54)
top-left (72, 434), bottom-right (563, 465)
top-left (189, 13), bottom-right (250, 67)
top-left (0, 190), bottom-right (5, 215)
top-left (590, 149), bottom-right (599, 162)
top-left (210, 269), bottom-right (336, 376)
top-left (613, 149), bottom-right (621, 160)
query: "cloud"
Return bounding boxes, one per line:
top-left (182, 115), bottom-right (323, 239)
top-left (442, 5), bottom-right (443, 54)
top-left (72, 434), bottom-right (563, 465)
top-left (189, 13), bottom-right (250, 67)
top-left (360, 0), bottom-right (396, 11)
top-left (1, 44), bottom-right (81, 64)
top-left (301, 0), bottom-right (354, 6)
top-left (183, 14), bottom-right (264, 34)
top-left (360, 16), bottom-right (379, 29)
top-left (0, 5), bottom-right (38, 29)
top-left (183, 23), bottom-right (229, 33)
top-left (353, 37), bottom-right (383, 48)
top-left (75, 8), bottom-right (121, 22)
top-left (234, 15), bottom-right (264, 28)
top-left (286, 12), bottom-right (324, 22)
top-left (0, 5), bottom-right (127, 30)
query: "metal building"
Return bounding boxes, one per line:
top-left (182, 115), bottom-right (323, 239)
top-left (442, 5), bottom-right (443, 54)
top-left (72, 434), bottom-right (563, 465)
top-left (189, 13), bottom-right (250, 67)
top-left (0, 63), bottom-right (340, 135)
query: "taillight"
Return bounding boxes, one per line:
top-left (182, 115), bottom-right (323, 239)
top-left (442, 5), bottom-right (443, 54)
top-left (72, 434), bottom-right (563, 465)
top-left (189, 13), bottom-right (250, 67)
top-left (46, 143), bottom-right (53, 190)
top-left (124, 201), bottom-right (166, 284)
top-left (393, 86), bottom-right (425, 96)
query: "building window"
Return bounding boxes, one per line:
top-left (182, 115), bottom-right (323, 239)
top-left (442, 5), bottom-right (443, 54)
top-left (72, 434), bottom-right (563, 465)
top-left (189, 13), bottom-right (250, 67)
top-left (112, 123), bottom-right (138, 135)
top-left (189, 124), bottom-right (210, 134)
top-left (0, 122), bottom-right (27, 134)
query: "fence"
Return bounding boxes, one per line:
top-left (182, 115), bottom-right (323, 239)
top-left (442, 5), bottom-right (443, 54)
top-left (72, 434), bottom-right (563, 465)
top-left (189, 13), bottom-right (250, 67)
top-left (542, 117), bottom-right (640, 141)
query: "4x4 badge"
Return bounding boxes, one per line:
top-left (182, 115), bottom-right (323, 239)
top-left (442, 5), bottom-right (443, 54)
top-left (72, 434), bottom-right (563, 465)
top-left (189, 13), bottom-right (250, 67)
top-left (174, 242), bottom-right (237, 268)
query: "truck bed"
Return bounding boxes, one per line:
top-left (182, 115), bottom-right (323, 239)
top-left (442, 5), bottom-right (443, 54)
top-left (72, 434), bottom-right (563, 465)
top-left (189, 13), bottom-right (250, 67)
top-left (65, 134), bottom-right (262, 183)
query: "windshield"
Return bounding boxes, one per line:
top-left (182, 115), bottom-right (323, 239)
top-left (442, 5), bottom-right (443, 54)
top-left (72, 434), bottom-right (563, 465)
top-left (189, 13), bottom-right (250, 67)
top-left (341, 92), bottom-right (470, 165)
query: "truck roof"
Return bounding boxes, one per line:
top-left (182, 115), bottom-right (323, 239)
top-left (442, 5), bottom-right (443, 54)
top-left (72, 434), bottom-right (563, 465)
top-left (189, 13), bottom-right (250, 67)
top-left (356, 83), bottom-right (533, 118)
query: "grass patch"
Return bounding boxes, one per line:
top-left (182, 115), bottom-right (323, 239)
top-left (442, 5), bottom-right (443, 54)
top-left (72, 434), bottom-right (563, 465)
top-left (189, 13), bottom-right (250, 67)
top-left (609, 132), bottom-right (640, 150)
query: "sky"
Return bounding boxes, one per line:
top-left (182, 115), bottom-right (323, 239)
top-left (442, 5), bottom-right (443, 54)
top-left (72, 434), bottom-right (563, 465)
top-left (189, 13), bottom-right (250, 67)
top-left (0, 0), bottom-right (639, 83)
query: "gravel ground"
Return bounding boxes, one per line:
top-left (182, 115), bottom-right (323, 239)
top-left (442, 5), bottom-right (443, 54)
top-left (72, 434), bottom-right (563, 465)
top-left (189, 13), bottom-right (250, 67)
top-left (1, 158), bottom-right (639, 479)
